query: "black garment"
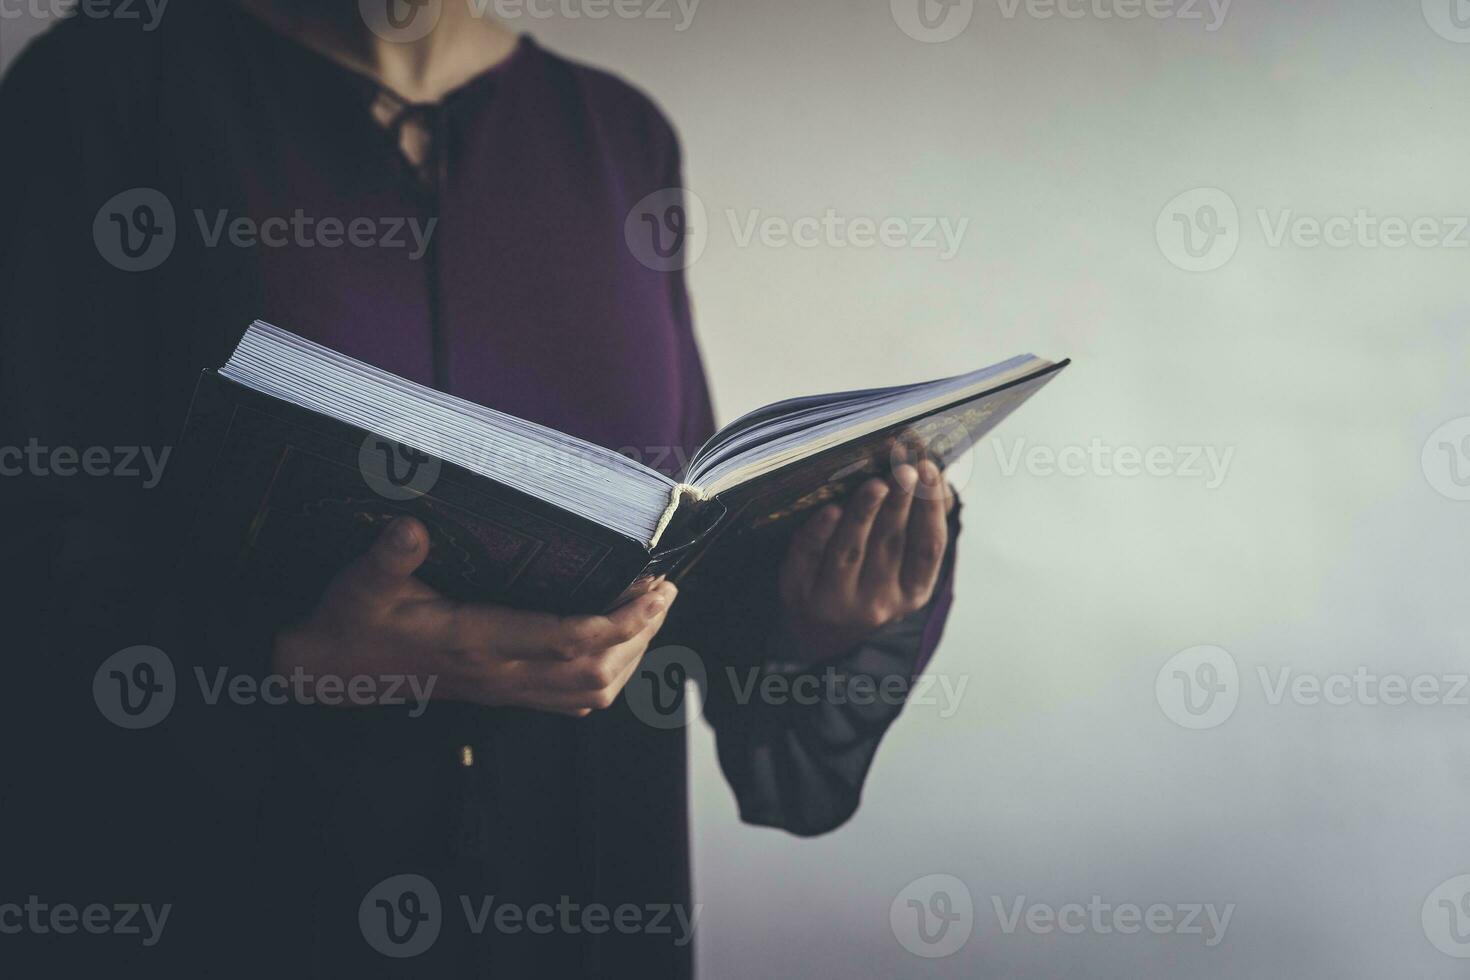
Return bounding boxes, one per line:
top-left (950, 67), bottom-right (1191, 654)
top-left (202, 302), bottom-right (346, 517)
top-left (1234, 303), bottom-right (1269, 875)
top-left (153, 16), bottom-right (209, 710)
top-left (0, 8), bottom-right (959, 977)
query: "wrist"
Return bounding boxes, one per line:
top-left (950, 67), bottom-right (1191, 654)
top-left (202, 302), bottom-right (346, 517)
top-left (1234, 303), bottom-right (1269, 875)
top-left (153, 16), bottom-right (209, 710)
top-left (771, 611), bottom-right (866, 664)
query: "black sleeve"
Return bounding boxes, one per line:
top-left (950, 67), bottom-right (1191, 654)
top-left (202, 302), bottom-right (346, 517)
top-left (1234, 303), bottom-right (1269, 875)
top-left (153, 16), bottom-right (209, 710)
top-left (648, 117), bottom-right (967, 835)
top-left (668, 504), bottom-right (962, 837)
top-left (1, 31), bottom-right (294, 964)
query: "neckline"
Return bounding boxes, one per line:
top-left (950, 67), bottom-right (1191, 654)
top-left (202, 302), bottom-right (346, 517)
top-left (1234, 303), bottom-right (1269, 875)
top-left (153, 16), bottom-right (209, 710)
top-left (231, 5), bottom-right (534, 110)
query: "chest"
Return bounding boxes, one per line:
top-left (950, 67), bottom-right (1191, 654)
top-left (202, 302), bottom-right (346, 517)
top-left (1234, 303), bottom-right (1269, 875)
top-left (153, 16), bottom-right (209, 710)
top-left (172, 83), bottom-right (687, 451)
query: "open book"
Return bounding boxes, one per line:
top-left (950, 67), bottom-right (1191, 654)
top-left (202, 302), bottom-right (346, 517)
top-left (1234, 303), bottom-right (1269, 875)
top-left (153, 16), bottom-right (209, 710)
top-left (176, 321), bottom-right (1067, 614)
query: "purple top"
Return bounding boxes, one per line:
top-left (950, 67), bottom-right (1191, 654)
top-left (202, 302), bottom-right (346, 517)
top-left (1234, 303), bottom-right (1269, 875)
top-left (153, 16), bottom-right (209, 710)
top-left (240, 30), bottom-right (712, 465)
top-left (0, 8), bottom-right (959, 977)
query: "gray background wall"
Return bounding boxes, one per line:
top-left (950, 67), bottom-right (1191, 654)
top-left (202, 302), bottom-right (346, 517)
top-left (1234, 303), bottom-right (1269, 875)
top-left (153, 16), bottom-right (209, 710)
top-left (6, 2), bottom-right (1470, 976)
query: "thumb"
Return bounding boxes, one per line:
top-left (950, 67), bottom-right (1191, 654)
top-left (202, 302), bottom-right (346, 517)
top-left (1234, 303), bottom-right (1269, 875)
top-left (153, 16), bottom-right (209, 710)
top-left (343, 515), bottom-right (430, 593)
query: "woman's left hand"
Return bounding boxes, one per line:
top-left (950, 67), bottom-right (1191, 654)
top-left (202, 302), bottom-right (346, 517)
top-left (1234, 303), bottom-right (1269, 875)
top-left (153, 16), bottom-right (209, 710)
top-left (776, 459), bottom-right (954, 662)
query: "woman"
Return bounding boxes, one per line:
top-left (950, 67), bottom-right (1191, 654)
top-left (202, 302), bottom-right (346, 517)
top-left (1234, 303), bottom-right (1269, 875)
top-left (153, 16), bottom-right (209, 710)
top-left (0, 2), bottom-right (960, 975)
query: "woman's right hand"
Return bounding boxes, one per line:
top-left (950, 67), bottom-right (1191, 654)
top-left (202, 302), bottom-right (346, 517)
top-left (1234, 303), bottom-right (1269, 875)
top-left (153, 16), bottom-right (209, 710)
top-left (271, 516), bottom-right (677, 717)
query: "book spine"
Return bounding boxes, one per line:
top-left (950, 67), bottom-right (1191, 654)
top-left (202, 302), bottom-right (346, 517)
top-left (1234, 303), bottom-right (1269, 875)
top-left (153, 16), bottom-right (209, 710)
top-left (647, 483), bottom-right (705, 550)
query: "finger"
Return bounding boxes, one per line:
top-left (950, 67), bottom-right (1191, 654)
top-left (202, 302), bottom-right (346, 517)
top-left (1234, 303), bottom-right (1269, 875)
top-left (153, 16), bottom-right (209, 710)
top-left (447, 587), bottom-right (674, 710)
top-left (338, 516), bottom-right (430, 596)
top-left (454, 581), bottom-right (674, 663)
top-left (860, 465), bottom-right (917, 593)
top-left (817, 478), bottom-right (889, 594)
top-left (438, 578), bottom-right (672, 666)
top-left (900, 461), bottom-right (950, 600)
top-left (610, 604), bottom-right (672, 695)
top-left (607, 604), bottom-right (671, 695)
top-left (779, 504), bottom-right (841, 605)
top-left (552, 581), bottom-right (676, 662)
top-left (609, 630), bottom-right (652, 695)
top-left (534, 608), bottom-right (670, 710)
top-left (544, 594), bottom-right (671, 692)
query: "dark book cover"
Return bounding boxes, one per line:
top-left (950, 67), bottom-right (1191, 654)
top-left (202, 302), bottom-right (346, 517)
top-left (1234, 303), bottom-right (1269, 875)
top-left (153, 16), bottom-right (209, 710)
top-left (677, 360), bottom-right (1068, 591)
top-left (174, 372), bottom-right (664, 616)
top-left (170, 359), bottom-right (1065, 618)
